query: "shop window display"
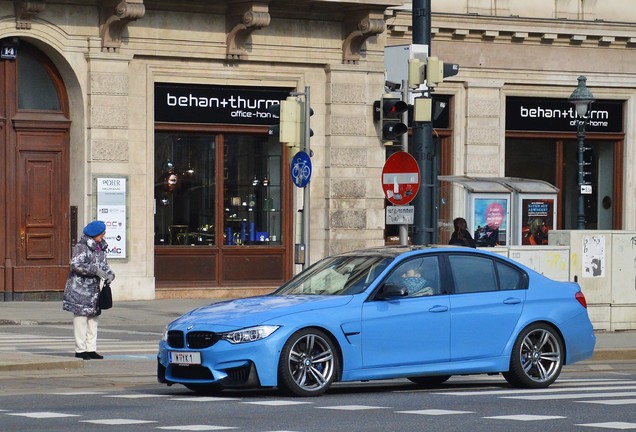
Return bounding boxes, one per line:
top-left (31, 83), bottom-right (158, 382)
top-left (154, 133), bottom-right (282, 246)
top-left (223, 135), bottom-right (282, 245)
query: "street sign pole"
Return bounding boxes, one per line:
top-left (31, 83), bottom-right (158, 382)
top-left (400, 80), bottom-right (409, 246)
top-left (412, 0), bottom-right (435, 245)
top-left (302, 85), bottom-right (311, 269)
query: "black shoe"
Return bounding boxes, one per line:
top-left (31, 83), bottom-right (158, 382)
top-left (87, 352), bottom-right (104, 360)
top-left (75, 352), bottom-right (90, 360)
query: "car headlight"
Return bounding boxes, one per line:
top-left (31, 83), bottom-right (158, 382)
top-left (161, 326), bottom-right (168, 342)
top-left (220, 325), bottom-right (280, 344)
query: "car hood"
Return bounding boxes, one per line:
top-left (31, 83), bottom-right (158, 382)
top-left (169, 295), bottom-right (354, 330)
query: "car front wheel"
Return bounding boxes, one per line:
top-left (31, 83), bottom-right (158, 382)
top-left (278, 328), bottom-right (338, 397)
top-left (503, 323), bottom-right (563, 388)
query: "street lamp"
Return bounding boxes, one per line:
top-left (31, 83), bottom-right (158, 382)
top-left (568, 76), bottom-right (596, 230)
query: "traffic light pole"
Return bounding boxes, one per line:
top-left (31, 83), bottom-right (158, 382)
top-left (399, 80), bottom-right (409, 246)
top-left (302, 86), bottom-right (311, 268)
top-left (411, 0), bottom-right (435, 245)
top-left (290, 86), bottom-right (312, 269)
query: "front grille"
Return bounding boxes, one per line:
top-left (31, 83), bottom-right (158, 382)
top-left (167, 330), bottom-right (185, 348)
top-left (171, 365), bottom-right (214, 380)
top-left (225, 364), bottom-right (252, 385)
top-left (187, 331), bottom-right (220, 349)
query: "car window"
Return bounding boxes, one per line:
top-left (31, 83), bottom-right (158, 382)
top-left (384, 256), bottom-right (440, 297)
top-left (274, 255), bottom-right (393, 296)
top-left (448, 255), bottom-right (498, 294)
top-left (496, 261), bottom-right (527, 290)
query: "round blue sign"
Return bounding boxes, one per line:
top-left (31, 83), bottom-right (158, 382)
top-left (290, 151), bottom-right (312, 188)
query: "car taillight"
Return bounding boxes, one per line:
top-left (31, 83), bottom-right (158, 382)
top-left (575, 291), bottom-right (588, 309)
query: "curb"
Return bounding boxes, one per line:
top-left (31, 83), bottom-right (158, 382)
top-left (0, 353), bottom-right (84, 372)
top-left (590, 349), bottom-right (636, 362)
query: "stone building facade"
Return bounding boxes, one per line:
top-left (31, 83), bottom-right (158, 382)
top-left (0, 0), bottom-right (399, 300)
top-left (2, 0), bottom-right (636, 301)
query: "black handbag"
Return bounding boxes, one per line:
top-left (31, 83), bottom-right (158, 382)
top-left (99, 282), bottom-right (113, 310)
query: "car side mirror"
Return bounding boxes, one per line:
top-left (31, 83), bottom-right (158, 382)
top-left (378, 283), bottom-right (408, 299)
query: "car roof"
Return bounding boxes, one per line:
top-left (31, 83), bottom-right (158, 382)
top-left (335, 245), bottom-right (470, 259)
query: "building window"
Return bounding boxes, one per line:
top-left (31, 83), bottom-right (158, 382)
top-left (18, 49), bottom-right (61, 111)
top-left (223, 135), bottom-right (282, 245)
top-left (155, 133), bottom-right (216, 246)
top-left (154, 132), bottom-right (282, 247)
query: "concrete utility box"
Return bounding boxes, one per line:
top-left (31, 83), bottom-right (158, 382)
top-left (508, 246), bottom-right (570, 282)
top-left (549, 230), bottom-right (636, 331)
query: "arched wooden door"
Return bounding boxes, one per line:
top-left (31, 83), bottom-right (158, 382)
top-left (1, 40), bottom-right (70, 300)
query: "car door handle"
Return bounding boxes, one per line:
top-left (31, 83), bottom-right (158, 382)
top-left (503, 297), bottom-right (522, 304)
top-left (429, 305), bottom-right (449, 313)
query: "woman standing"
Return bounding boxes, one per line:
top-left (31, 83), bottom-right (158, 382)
top-left (63, 220), bottom-right (115, 360)
top-left (448, 217), bottom-right (477, 248)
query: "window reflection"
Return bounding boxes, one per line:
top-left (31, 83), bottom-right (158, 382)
top-left (154, 134), bottom-right (216, 245)
top-left (154, 133), bottom-right (282, 247)
top-left (223, 135), bottom-right (282, 245)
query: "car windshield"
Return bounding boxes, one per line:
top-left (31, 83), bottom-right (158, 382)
top-left (273, 255), bottom-right (394, 296)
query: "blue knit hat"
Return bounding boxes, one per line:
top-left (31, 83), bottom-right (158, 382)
top-left (83, 220), bottom-right (106, 237)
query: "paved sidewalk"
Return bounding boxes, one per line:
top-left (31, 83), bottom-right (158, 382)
top-left (1, 299), bottom-right (635, 371)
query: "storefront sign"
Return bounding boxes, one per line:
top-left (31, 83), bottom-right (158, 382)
top-left (155, 83), bottom-right (292, 125)
top-left (506, 97), bottom-right (623, 133)
top-left (97, 177), bottom-right (127, 259)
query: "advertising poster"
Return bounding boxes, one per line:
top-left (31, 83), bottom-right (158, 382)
top-left (521, 198), bottom-right (554, 246)
top-left (97, 177), bottom-right (127, 259)
top-left (473, 197), bottom-right (508, 246)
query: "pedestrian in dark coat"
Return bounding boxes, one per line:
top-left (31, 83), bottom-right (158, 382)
top-left (448, 217), bottom-right (477, 248)
top-left (63, 220), bottom-right (115, 360)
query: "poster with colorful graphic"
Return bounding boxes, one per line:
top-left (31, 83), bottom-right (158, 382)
top-left (473, 197), bottom-right (508, 246)
top-left (521, 198), bottom-right (554, 246)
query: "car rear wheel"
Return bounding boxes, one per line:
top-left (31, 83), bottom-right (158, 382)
top-left (278, 328), bottom-right (338, 397)
top-left (503, 323), bottom-right (563, 388)
top-left (407, 375), bottom-right (452, 386)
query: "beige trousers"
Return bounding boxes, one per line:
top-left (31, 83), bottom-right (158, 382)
top-left (73, 314), bottom-right (99, 353)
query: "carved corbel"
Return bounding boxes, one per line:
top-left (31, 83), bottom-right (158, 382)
top-left (14, 0), bottom-right (45, 30)
top-left (226, 2), bottom-right (270, 60)
top-left (100, 0), bottom-right (145, 52)
top-left (342, 13), bottom-right (386, 64)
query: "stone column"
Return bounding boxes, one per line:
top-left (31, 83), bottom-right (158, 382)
top-left (85, 38), bottom-right (154, 299)
top-left (322, 65), bottom-right (386, 256)
top-left (464, 80), bottom-right (504, 176)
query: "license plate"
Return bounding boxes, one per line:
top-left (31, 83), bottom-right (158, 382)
top-left (169, 351), bottom-right (201, 365)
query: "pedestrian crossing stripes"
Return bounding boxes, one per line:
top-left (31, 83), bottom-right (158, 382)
top-left (1, 378), bottom-right (630, 429)
top-left (0, 331), bottom-right (157, 356)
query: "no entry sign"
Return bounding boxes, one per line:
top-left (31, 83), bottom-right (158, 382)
top-left (381, 151), bottom-right (420, 205)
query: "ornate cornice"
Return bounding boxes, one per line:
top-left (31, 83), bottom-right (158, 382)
top-left (100, 0), bottom-right (146, 52)
top-left (14, 0), bottom-right (45, 30)
top-left (226, 2), bottom-right (271, 60)
top-left (342, 12), bottom-right (385, 64)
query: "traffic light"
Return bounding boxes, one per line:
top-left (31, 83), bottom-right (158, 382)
top-left (426, 57), bottom-right (460, 87)
top-left (267, 97), bottom-right (303, 147)
top-left (279, 97), bottom-right (302, 146)
top-left (374, 95), bottom-right (408, 143)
